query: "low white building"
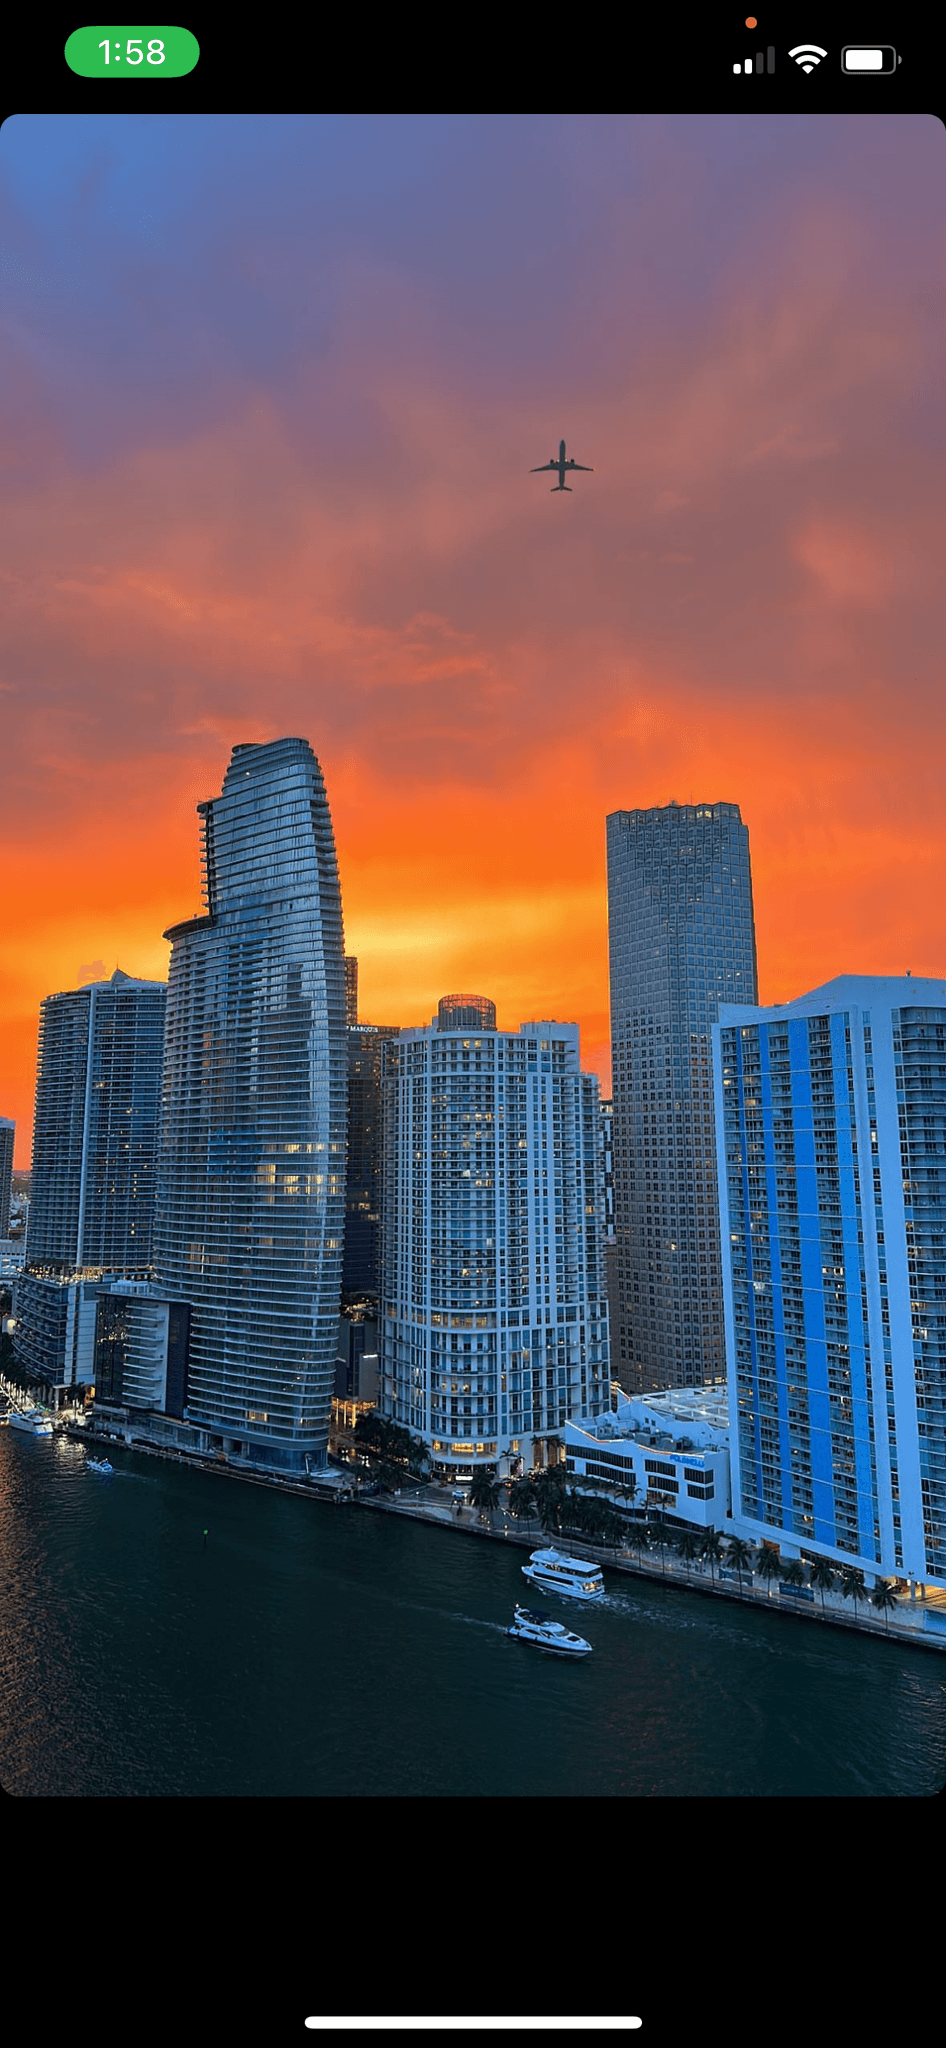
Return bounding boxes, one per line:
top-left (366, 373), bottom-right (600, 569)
top-left (0, 1238), bottom-right (25, 1281)
top-left (566, 1383), bottom-right (731, 1530)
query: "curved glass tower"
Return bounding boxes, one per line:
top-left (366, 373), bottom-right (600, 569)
top-left (154, 738), bottom-right (347, 1470)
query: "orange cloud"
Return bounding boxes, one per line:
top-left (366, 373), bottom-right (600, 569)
top-left (2, 163), bottom-right (942, 1165)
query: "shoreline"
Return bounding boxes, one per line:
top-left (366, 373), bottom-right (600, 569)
top-left (55, 1421), bottom-right (946, 1656)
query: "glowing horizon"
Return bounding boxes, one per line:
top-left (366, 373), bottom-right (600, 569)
top-left (2, 114), bottom-right (943, 1166)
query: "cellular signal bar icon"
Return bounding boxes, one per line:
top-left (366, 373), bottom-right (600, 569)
top-left (733, 47), bottom-right (775, 72)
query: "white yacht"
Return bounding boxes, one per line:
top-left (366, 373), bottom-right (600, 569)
top-left (521, 1548), bottom-right (605, 1600)
top-left (8, 1408), bottom-right (55, 1436)
top-left (507, 1606), bottom-right (592, 1656)
top-left (87, 1458), bottom-right (114, 1475)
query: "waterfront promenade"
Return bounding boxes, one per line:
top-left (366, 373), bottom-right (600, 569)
top-left (361, 1480), bottom-right (946, 1652)
top-left (54, 1417), bottom-right (946, 1656)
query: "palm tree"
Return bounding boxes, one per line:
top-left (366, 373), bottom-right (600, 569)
top-left (675, 1529), bottom-right (702, 1580)
top-left (568, 1472), bottom-right (599, 1502)
top-left (600, 1506), bottom-right (625, 1550)
top-left (589, 1499), bottom-right (612, 1545)
top-left (559, 1487), bottom-right (582, 1537)
top-left (404, 1432), bottom-right (432, 1480)
top-left (388, 1420), bottom-right (429, 1480)
top-left (469, 1464), bottom-right (500, 1519)
top-left (508, 1477), bottom-right (538, 1532)
top-left (575, 1492), bottom-right (606, 1544)
top-left (616, 1472), bottom-right (638, 1516)
top-left (755, 1544), bottom-right (782, 1597)
top-left (780, 1557), bottom-right (808, 1596)
top-left (725, 1536), bottom-right (754, 1594)
top-left (808, 1555), bottom-right (836, 1617)
top-left (628, 1518), bottom-right (651, 1565)
top-left (870, 1577), bottom-right (900, 1634)
top-left (354, 1410), bottom-right (384, 1456)
top-left (839, 1565), bottom-right (867, 1624)
top-left (700, 1528), bottom-right (725, 1587)
top-left (368, 1458), bottom-right (402, 1495)
top-left (536, 1487), bottom-right (563, 1540)
top-left (533, 1460), bottom-right (566, 1517)
top-left (649, 1510), bottom-right (670, 1575)
top-left (351, 1410), bottom-right (429, 1485)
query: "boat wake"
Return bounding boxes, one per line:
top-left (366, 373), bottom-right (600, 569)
top-left (600, 1587), bottom-right (779, 1650)
top-left (387, 1596), bottom-right (512, 1636)
top-left (450, 1613), bottom-right (510, 1635)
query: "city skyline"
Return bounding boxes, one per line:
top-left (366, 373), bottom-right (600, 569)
top-left (2, 113), bottom-right (944, 1165)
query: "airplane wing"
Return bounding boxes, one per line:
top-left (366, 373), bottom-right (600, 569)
top-left (564, 461), bottom-right (594, 471)
top-left (530, 462), bottom-right (557, 472)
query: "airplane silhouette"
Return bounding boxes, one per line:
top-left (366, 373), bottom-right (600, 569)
top-left (530, 439), bottom-right (594, 491)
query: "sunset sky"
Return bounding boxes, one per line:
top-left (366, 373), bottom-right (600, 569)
top-left (1, 112), bottom-right (943, 1166)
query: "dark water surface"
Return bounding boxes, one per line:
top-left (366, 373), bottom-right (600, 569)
top-left (2, 1428), bottom-right (944, 1795)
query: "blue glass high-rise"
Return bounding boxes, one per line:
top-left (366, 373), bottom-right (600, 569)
top-left (154, 738), bottom-right (347, 1472)
top-left (715, 976), bottom-right (946, 1591)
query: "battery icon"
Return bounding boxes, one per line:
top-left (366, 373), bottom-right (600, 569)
top-left (841, 45), bottom-right (899, 72)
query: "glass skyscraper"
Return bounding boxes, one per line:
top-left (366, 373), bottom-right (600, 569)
top-left (380, 1002), bottom-right (609, 1477)
top-left (715, 976), bottom-right (946, 1589)
top-left (607, 801), bottom-right (758, 1393)
top-left (15, 971), bottom-right (166, 1389)
top-left (154, 737), bottom-right (347, 1472)
top-left (26, 971), bottom-right (167, 1275)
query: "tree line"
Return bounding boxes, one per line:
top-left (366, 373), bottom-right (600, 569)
top-left (472, 1457), bottom-right (903, 1631)
top-left (330, 1410), bottom-right (905, 1631)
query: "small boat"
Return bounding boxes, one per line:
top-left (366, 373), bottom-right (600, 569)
top-left (87, 1458), bottom-right (114, 1474)
top-left (521, 1548), bottom-right (605, 1600)
top-left (8, 1408), bottom-right (55, 1436)
top-left (507, 1605), bottom-right (592, 1656)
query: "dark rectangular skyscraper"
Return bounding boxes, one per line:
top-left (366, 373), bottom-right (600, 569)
top-left (0, 1118), bottom-right (14, 1237)
top-left (344, 955), bottom-right (358, 1027)
top-left (344, 1022), bottom-right (400, 1302)
top-left (607, 801), bottom-right (758, 1393)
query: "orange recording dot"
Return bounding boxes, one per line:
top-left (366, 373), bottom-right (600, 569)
top-left (746, 15), bottom-right (757, 25)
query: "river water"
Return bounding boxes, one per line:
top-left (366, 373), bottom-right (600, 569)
top-left (2, 1427), bottom-right (944, 1796)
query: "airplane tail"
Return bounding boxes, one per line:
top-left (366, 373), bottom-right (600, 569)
top-left (553, 484), bottom-right (573, 492)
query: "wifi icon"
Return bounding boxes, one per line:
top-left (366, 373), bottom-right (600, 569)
top-left (789, 43), bottom-right (827, 71)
